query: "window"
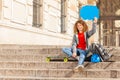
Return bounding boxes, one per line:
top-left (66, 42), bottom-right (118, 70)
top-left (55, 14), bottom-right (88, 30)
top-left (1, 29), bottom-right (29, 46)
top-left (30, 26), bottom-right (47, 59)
top-left (61, 0), bottom-right (67, 33)
top-left (33, 0), bottom-right (43, 27)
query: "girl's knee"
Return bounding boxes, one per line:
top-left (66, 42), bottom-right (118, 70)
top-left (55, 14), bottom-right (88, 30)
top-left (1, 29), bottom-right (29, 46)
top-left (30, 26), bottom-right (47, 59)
top-left (80, 55), bottom-right (85, 59)
top-left (62, 47), bottom-right (72, 57)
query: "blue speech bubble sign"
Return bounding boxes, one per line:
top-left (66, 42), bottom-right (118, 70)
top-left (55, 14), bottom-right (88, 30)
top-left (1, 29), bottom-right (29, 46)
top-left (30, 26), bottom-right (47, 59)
top-left (80, 5), bottom-right (100, 20)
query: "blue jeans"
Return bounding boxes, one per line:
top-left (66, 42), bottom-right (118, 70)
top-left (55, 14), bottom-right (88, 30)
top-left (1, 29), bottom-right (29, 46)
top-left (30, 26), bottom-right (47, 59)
top-left (62, 47), bottom-right (87, 65)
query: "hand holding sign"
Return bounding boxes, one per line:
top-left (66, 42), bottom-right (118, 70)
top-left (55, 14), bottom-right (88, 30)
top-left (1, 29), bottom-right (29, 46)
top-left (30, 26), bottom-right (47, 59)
top-left (93, 17), bottom-right (98, 23)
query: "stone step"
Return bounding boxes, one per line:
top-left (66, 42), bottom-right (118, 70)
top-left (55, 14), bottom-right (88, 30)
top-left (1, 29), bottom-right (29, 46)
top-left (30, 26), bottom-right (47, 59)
top-left (37, 69), bottom-right (120, 78)
top-left (0, 54), bottom-right (119, 62)
top-left (0, 49), bottom-right (52, 55)
top-left (0, 44), bottom-right (119, 50)
top-left (0, 45), bottom-right (67, 49)
top-left (0, 62), bottom-right (119, 70)
top-left (0, 55), bottom-right (54, 62)
top-left (0, 49), bottom-right (120, 56)
top-left (0, 48), bottom-right (120, 56)
top-left (0, 69), bottom-right (119, 78)
top-left (0, 76), bottom-right (119, 80)
top-left (0, 48), bottom-right (63, 56)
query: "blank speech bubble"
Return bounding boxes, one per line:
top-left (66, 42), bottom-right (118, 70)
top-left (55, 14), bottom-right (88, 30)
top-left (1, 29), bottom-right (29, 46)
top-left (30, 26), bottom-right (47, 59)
top-left (80, 5), bottom-right (100, 20)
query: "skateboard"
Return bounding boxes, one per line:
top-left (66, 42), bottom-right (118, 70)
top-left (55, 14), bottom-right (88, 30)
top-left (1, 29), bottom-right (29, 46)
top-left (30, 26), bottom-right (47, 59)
top-left (46, 56), bottom-right (78, 62)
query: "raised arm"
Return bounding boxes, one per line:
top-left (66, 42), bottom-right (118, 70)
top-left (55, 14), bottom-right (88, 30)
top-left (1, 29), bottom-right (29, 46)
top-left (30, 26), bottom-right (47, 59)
top-left (87, 17), bottom-right (97, 38)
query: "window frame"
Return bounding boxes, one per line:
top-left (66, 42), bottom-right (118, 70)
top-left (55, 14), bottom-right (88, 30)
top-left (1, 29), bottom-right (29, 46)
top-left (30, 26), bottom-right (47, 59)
top-left (61, 0), bottom-right (68, 33)
top-left (0, 0), bottom-right (2, 19)
top-left (32, 0), bottom-right (43, 28)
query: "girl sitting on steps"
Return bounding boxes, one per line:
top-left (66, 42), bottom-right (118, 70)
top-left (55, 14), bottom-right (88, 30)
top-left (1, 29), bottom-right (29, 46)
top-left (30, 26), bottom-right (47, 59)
top-left (62, 18), bottom-right (97, 72)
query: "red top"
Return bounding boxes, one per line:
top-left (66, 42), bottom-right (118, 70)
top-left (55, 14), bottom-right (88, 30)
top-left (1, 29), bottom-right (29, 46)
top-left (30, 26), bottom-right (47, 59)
top-left (77, 32), bottom-right (86, 50)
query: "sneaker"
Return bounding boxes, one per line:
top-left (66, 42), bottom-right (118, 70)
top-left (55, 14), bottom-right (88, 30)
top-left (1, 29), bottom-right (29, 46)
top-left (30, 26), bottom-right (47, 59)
top-left (73, 65), bottom-right (84, 72)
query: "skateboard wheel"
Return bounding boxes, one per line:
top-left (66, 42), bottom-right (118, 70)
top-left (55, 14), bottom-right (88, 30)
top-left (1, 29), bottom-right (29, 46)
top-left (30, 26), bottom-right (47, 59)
top-left (46, 57), bottom-right (50, 62)
top-left (64, 57), bottom-right (68, 62)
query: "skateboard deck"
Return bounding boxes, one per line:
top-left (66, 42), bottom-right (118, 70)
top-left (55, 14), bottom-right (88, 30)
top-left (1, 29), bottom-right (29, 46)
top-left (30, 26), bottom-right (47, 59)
top-left (46, 56), bottom-right (78, 62)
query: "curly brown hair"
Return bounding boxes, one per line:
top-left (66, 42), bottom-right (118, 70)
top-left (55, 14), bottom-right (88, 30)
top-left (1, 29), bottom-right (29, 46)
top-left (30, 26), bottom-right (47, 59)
top-left (74, 19), bottom-right (88, 34)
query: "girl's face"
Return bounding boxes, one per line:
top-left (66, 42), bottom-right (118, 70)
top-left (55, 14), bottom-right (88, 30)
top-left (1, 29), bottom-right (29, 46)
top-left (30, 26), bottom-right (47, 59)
top-left (77, 23), bottom-right (83, 32)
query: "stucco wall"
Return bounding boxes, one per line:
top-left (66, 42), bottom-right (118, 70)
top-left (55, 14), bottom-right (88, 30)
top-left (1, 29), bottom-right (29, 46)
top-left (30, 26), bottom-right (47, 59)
top-left (0, 0), bottom-right (79, 45)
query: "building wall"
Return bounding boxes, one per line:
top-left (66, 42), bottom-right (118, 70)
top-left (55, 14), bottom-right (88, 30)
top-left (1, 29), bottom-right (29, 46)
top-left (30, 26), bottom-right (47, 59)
top-left (0, 0), bottom-right (98, 45)
top-left (0, 0), bottom-right (79, 45)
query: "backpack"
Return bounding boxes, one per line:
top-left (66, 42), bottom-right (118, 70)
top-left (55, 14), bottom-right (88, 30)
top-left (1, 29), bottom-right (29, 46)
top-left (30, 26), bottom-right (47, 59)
top-left (90, 43), bottom-right (112, 62)
top-left (91, 53), bottom-right (101, 63)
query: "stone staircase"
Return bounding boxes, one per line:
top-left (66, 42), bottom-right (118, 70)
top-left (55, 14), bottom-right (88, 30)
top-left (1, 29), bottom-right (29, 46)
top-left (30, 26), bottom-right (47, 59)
top-left (0, 44), bottom-right (120, 80)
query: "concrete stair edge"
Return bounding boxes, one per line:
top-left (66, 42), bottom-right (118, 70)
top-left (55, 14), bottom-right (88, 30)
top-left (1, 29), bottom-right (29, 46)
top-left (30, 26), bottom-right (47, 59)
top-left (0, 68), bottom-right (120, 71)
top-left (0, 61), bottom-right (120, 69)
top-left (0, 76), bottom-right (119, 80)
